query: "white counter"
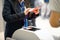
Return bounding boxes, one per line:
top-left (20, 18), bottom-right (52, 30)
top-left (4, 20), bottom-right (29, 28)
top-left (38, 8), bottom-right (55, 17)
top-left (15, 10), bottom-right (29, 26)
top-left (12, 16), bottom-right (60, 40)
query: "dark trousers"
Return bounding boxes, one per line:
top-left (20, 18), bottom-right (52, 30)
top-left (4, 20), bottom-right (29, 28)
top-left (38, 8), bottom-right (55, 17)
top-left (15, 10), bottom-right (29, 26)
top-left (5, 27), bottom-right (18, 40)
top-left (5, 22), bottom-right (23, 40)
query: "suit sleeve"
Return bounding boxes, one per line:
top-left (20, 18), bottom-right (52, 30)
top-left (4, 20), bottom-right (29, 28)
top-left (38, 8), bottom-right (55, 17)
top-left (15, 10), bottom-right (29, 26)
top-left (2, 0), bottom-right (25, 23)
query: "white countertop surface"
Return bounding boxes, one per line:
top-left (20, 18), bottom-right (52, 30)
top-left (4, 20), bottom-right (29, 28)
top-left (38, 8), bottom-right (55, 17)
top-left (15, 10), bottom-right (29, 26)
top-left (12, 16), bottom-right (60, 40)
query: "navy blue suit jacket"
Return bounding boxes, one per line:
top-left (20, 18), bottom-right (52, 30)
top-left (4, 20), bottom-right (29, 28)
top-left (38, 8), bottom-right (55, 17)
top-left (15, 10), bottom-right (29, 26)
top-left (2, 0), bottom-right (35, 38)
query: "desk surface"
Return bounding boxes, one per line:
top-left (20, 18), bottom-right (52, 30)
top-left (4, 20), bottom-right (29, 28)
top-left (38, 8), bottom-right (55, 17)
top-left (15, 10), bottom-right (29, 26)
top-left (12, 16), bottom-right (60, 40)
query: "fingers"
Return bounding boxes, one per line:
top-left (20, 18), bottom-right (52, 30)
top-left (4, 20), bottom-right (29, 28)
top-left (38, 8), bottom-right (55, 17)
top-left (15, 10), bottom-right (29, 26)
top-left (35, 9), bottom-right (39, 15)
top-left (24, 8), bottom-right (39, 15)
top-left (25, 8), bottom-right (31, 13)
top-left (24, 8), bottom-right (31, 15)
top-left (32, 8), bottom-right (39, 15)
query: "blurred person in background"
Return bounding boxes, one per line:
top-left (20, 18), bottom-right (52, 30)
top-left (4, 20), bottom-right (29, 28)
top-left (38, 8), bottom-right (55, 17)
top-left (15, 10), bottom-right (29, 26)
top-left (49, 0), bottom-right (60, 27)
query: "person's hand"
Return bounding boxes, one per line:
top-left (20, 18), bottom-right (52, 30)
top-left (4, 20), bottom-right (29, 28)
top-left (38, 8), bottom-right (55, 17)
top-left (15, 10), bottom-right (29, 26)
top-left (32, 7), bottom-right (40, 15)
top-left (24, 8), bottom-right (31, 15)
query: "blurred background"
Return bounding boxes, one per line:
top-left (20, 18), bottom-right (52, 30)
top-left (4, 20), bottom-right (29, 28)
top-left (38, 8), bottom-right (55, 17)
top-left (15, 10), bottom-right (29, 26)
top-left (0, 0), bottom-right (4, 40)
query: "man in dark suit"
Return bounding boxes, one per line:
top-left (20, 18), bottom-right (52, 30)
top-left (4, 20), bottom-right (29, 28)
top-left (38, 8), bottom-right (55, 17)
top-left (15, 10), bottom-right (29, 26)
top-left (2, 0), bottom-right (31, 40)
top-left (2, 0), bottom-right (39, 40)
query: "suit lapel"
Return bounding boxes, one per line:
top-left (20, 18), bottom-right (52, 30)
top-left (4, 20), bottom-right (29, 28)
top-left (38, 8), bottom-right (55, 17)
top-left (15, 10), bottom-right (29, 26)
top-left (9, 0), bottom-right (35, 14)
